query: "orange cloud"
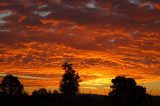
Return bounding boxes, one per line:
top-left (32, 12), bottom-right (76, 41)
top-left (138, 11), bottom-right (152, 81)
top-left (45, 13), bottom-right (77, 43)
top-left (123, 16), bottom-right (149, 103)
top-left (0, 2), bottom-right (9, 7)
top-left (18, 15), bottom-right (26, 23)
top-left (26, 25), bottom-right (49, 33)
top-left (154, 3), bottom-right (160, 10)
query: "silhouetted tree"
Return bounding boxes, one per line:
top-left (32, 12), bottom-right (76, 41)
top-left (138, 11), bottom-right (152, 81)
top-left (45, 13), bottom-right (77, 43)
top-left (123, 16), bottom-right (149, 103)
top-left (32, 88), bottom-right (48, 96)
top-left (53, 90), bottom-right (59, 94)
top-left (59, 62), bottom-right (80, 96)
top-left (109, 76), bottom-right (148, 105)
top-left (0, 74), bottom-right (24, 96)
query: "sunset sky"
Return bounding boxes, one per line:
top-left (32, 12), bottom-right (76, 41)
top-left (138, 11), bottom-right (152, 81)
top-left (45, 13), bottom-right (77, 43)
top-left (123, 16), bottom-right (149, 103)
top-left (0, 0), bottom-right (160, 95)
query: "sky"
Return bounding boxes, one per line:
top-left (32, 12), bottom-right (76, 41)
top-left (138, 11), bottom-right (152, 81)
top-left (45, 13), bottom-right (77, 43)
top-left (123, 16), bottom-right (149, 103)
top-left (0, 0), bottom-right (160, 95)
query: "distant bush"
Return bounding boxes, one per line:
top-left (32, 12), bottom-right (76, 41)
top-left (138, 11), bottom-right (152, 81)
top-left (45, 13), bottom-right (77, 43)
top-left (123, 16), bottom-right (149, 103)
top-left (53, 90), bottom-right (59, 94)
top-left (32, 88), bottom-right (49, 96)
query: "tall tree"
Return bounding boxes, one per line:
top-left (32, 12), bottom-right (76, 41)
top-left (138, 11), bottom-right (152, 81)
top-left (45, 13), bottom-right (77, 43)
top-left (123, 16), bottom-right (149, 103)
top-left (59, 62), bottom-right (80, 96)
top-left (0, 74), bottom-right (24, 96)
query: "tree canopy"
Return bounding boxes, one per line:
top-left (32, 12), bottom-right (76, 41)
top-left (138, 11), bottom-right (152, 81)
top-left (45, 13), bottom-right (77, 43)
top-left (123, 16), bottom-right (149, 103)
top-left (0, 74), bottom-right (24, 96)
top-left (109, 76), bottom-right (148, 105)
top-left (59, 62), bottom-right (80, 96)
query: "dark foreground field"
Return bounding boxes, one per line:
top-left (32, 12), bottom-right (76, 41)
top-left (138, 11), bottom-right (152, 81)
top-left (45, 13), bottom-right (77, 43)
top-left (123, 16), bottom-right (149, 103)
top-left (0, 94), bottom-right (160, 106)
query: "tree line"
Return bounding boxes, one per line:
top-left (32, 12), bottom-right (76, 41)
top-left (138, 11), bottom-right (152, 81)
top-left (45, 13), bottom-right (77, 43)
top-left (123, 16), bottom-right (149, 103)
top-left (0, 62), bottom-right (151, 104)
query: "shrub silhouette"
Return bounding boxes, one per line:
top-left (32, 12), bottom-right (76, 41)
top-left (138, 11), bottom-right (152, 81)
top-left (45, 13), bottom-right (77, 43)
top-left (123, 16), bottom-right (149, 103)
top-left (59, 62), bottom-right (80, 96)
top-left (53, 90), bottom-right (59, 94)
top-left (0, 74), bottom-right (24, 96)
top-left (32, 88), bottom-right (48, 96)
top-left (109, 76), bottom-right (148, 105)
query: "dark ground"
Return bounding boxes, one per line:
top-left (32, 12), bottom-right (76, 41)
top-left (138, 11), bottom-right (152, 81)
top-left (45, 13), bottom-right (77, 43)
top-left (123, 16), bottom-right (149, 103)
top-left (0, 94), bottom-right (160, 106)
